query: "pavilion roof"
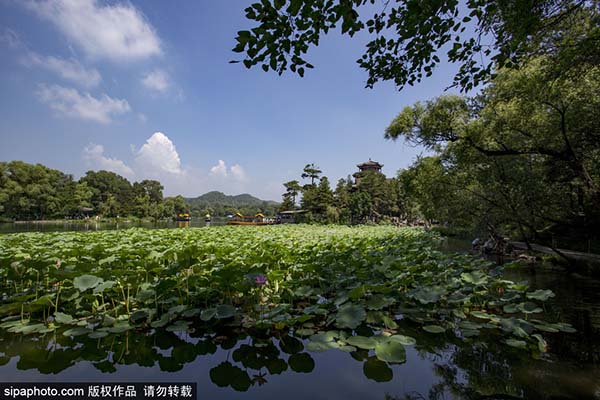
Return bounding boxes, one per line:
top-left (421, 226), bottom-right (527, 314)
top-left (357, 159), bottom-right (383, 168)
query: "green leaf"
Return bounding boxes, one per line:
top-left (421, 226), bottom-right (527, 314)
top-left (345, 335), bottom-right (377, 349)
top-left (63, 327), bottom-right (92, 337)
top-left (519, 302), bottom-right (542, 314)
top-left (387, 334), bottom-right (416, 346)
top-left (460, 271), bottom-right (488, 285)
top-left (505, 339), bottom-right (527, 349)
top-left (200, 308), bottom-right (217, 321)
top-left (89, 331), bottom-right (109, 339)
top-left (374, 340), bottom-right (406, 363)
top-left (365, 295), bottom-right (395, 310)
top-left (216, 304), bottom-right (236, 319)
top-left (73, 275), bottom-right (102, 292)
top-left (287, 0), bottom-right (302, 16)
top-left (470, 310), bottom-right (491, 319)
top-left (335, 304), bottom-right (366, 329)
top-left (93, 280), bottom-right (115, 294)
top-left (410, 286), bottom-right (443, 304)
top-left (526, 289), bottom-right (554, 301)
top-left (422, 325), bottom-right (446, 334)
top-left (108, 322), bottom-right (132, 333)
top-left (54, 312), bottom-right (75, 325)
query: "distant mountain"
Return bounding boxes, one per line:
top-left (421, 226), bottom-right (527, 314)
top-left (185, 191), bottom-right (279, 208)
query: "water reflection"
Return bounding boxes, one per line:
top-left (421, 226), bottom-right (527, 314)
top-left (0, 267), bottom-right (599, 399)
top-left (0, 315), bottom-right (598, 399)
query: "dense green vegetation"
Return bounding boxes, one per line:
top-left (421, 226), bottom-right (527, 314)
top-left (0, 161), bottom-right (188, 221)
top-left (0, 162), bottom-right (279, 221)
top-left (233, 1), bottom-right (598, 92)
top-left (0, 225), bottom-right (573, 361)
top-left (246, 1), bottom-right (599, 254)
top-left (388, 56), bottom-right (600, 251)
top-left (281, 163), bottom-right (406, 224)
top-left (186, 191), bottom-right (279, 218)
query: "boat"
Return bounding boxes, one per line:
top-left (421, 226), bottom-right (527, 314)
top-left (227, 212), bottom-right (270, 226)
top-left (174, 213), bottom-right (191, 222)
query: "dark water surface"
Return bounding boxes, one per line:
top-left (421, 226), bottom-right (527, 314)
top-left (1, 268), bottom-right (598, 399)
top-left (0, 230), bottom-right (599, 399)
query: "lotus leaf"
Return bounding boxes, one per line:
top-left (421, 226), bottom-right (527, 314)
top-left (73, 275), bottom-right (102, 292)
top-left (345, 335), bottom-right (377, 349)
top-left (335, 304), bottom-right (366, 329)
top-left (526, 289), bottom-right (555, 301)
top-left (422, 325), bottom-right (446, 334)
top-left (374, 340), bottom-right (406, 363)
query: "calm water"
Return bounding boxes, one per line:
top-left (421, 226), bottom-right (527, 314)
top-left (0, 267), bottom-right (598, 399)
top-left (0, 230), bottom-right (599, 399)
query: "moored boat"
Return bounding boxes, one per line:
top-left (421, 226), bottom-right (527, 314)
top-left (227, 212), bottom-right (270, 225)
top-left (174, 213), bottom-right (191, 222)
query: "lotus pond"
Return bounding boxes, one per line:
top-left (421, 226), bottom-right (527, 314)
top-left (0, 225), bottom-right (598, 399)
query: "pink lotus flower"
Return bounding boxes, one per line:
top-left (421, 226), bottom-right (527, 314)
top-left (255, 274), bottom-right (267, 285)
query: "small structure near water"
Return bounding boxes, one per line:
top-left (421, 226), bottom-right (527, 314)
top-left (174, 213), bottom-right (191, 221)
top-left (228, 212), bottom-right (270, 225)
top-left (276, 210), bottom-right (307, 224)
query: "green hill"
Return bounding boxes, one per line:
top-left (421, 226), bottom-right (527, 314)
top-left (185, 191), bottom-right (279, 216)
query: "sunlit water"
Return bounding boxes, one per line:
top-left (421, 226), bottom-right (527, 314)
top-left (0, 228), bottom-right (599, 399)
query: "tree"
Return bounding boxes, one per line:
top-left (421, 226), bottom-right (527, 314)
top-left (316, 176), bottom-right (334, 210)
top-left (386, 56), bottom-right (600, 248)
top-left (283, 180), bottom-right (301, 205)
top-left (80, 170), bottom-right (134, 216)
top-left (301, 164), bottom-right (322, 186)
top-left (171, 195), bottom-right (189, 215)
top-left (280, 194), bottom-right (296, 211)
top-left (133, 180), bottom-right (164, 204)
top-left (99, 193), bottom-right (118, 218)
top-left (334, 178), bottom-right (351, 223)
top-left (71, 182), bottom-right (93, 213)
top-left (349, 191), bottom-right (372, 224)
top-left (233, 0), bottom-right (599, 91)
top-left (0, 161), bottom-right (72, 220)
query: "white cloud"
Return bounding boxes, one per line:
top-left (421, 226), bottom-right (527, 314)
top-left (137, 113), bottom-right (147, 123)
top-left (83, 144), bottom-right (134, 177)
top-left (25, 0), bottom-right (162, 62)
top-left (231, 164), bottom-right (247, 181)
top-left (23, 52), bottom-right (101, 88)
top-left (81, 132), bottom-right (254, 197)
top-left (141, 69), bottom-right (170, 92)
top-left (210, 160), bottom-right (228, 178)
top-left (210, 160), bottom-right (248, 181)
top-left (135, 132), bottom-right (182, 174)
top-left (0, 28), bottom-right (21, 48)
top-left (36, 84), bottom-right (130, 124)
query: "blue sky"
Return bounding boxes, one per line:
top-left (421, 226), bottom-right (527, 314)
top-left (0, 1), bottom-right (460, 200)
